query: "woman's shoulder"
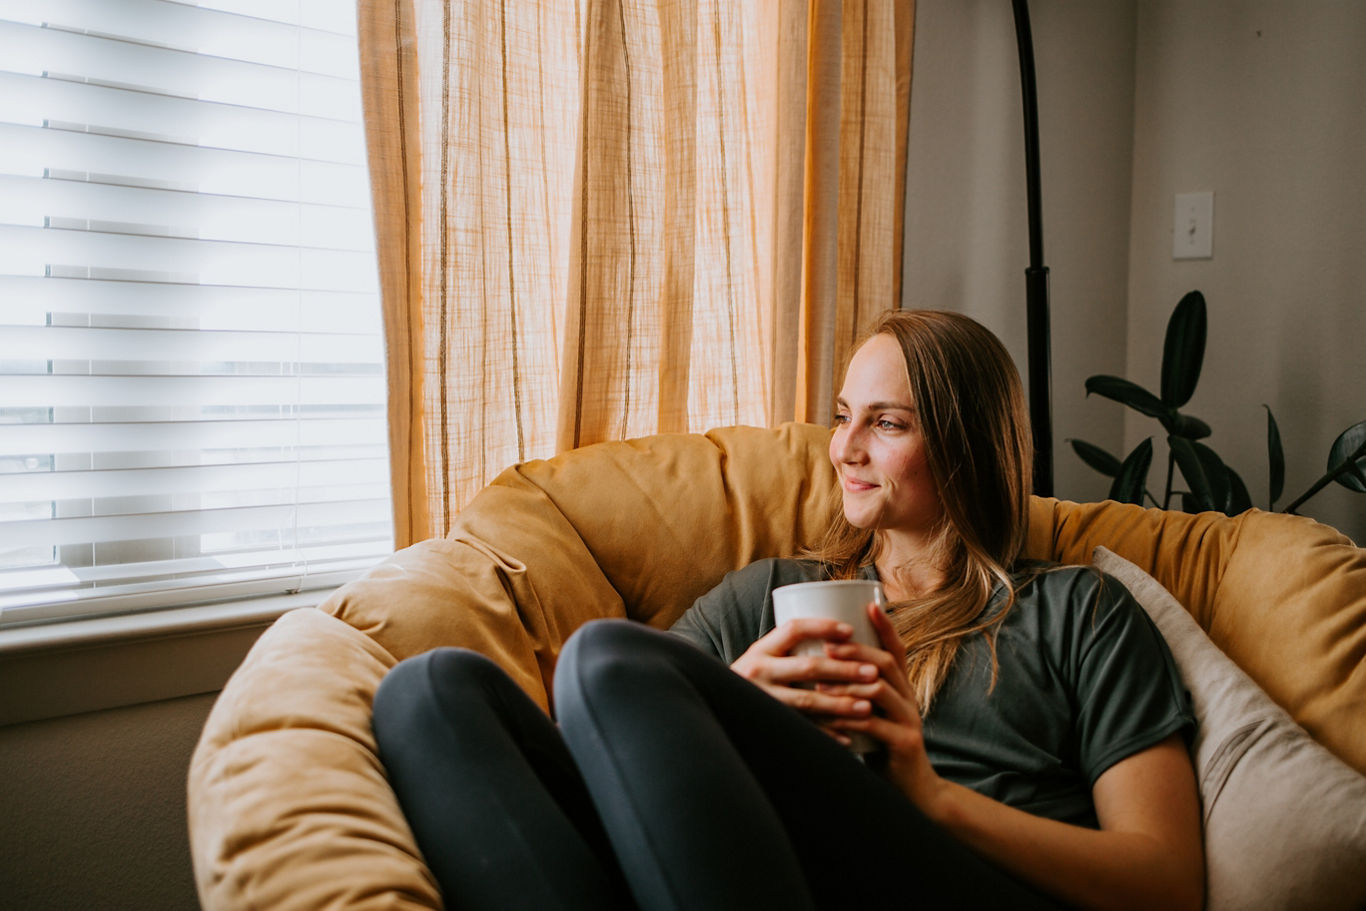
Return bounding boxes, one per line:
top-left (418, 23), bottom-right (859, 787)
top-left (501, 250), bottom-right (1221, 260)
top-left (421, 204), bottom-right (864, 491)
top-left (1005, 561), bottom-right (1142, 637)
top-left (721, 556), bottom-right (828, 591)
top-left (1013, 561), bottom-right (1117, 603)
top-left (669, 557), bottom-right (824, 660)
top-left (1005, 562), bottom-right (1163, 655)
top-left (683, 557), bottom-right (823, 618)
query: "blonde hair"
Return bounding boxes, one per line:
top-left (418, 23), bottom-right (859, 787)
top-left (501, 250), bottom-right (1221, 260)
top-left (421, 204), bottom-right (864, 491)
top-left (811, 309), bottom-right (1034, 711)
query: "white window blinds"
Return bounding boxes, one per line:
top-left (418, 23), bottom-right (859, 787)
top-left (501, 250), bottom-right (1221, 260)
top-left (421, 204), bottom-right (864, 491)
top-left (0, 0), bottom-right (393, 627)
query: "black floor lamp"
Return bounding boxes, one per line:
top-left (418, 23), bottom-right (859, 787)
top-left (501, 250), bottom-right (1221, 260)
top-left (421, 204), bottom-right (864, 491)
top-left (1011, 0), bottom-right (1053, 497)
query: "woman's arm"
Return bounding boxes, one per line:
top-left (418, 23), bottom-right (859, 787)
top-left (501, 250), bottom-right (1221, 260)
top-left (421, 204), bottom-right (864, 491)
top-left (922, 736), bottom-right (1203, 911)
top-left (829, 604), bottom-right (1205, 911)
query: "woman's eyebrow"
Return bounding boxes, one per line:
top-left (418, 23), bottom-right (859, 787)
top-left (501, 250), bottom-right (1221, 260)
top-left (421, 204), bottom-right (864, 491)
top-left (837, 397), bottom-right (915, 413)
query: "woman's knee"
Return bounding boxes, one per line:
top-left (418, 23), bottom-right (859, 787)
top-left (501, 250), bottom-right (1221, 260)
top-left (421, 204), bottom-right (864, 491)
top-left (560, 618), bottom-right (660, 672)
top-left (374, 647), bottom-right (506, 731)
top-left (554, 619), bottom-right (682, 708)
top-left (565, 617), bottom-right (654, 654)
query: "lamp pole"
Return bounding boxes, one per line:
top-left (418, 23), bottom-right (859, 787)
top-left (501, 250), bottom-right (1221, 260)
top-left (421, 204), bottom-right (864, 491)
top-left (1011, 0), bottom-right (1053, 497)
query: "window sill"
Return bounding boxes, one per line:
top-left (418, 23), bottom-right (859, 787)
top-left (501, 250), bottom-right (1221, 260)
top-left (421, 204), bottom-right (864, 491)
top-left (0, 590), bottom-right (330, 727)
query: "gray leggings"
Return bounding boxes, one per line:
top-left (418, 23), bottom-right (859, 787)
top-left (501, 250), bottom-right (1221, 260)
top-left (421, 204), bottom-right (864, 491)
top-left (372, 619), bottom-right (1063, 911)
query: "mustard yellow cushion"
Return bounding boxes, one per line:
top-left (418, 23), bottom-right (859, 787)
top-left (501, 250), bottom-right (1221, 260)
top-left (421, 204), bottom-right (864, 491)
top-left (190, 423), bottom-right (838, 909)
top-left (189, 423), bottom-right (1366, 910)
top-left (188, 608), bottom-right (437, 909)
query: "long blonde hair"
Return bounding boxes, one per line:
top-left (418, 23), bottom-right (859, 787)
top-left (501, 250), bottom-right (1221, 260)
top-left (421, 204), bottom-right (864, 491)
top-left (811, 309), bottom-right (1033, 711)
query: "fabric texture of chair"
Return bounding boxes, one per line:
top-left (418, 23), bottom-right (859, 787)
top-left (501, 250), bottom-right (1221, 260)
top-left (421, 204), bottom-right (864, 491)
top-left (188, 422), bottom-right (1366, 910)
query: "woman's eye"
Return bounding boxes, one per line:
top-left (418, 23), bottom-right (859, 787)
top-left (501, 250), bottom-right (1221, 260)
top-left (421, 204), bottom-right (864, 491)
top-left (877, 419), bottom-right (903, 431)
top-left (833, 413), bottom-right (850, 425)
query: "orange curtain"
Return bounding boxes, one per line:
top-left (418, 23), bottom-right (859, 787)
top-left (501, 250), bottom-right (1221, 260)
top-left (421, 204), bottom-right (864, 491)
top-left (359, 0), bottom-right (915, 546)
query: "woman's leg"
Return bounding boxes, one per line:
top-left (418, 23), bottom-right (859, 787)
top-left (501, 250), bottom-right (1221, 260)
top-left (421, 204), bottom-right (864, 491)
top-left (372, 647), bottom-right (633, 911)
top-left (554, 620), bottom-right (1065, 911)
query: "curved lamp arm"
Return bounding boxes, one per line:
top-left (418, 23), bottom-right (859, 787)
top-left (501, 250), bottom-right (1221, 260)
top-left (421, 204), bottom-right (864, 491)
top-left (1012, 0), bottom-right (1053, 497)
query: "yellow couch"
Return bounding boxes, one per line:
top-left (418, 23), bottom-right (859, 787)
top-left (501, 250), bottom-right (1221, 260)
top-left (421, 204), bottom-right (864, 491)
top-left (187, 423), bottom-right (1366, 910)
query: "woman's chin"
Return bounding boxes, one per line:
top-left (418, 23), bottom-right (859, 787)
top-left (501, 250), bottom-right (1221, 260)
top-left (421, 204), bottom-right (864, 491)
top-left (842, 507), bottom-right (878, 530)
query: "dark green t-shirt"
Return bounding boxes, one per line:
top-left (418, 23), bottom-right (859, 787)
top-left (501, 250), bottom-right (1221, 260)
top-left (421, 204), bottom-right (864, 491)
top-left (669, 558), bottom-right (1195, 828)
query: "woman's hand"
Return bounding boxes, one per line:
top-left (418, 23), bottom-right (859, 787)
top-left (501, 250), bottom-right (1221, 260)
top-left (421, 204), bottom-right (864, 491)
top-left (822, 603), bottom-right (950, 814)
top-left (730, 617), bottom-right (880, 745)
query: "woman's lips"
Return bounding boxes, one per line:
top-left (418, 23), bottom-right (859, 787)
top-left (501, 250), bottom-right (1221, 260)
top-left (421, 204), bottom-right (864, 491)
top-left (842, 476), bottom-right (878, 492)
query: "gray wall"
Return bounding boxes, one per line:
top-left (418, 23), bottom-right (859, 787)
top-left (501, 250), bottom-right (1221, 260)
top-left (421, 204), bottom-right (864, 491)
top-left (1127, 1), bottom-right (1365, 542)
top-left (0, 616), bottom-right (276, 909)
top-left (905, 0), bottom-right (1364, 543)
top-left (904, 0), bottom-right (1140, 507)
top-left (0, 694), bottom-right (212, 910)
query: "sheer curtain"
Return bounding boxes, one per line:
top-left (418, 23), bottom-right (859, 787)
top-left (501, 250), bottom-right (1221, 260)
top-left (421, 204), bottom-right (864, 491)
top-left (359, 0), bottom-right (914, 546)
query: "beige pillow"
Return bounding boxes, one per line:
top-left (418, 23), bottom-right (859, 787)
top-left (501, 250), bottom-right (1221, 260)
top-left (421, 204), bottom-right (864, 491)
top-left (1092, 546), bottom-right (1366, 911)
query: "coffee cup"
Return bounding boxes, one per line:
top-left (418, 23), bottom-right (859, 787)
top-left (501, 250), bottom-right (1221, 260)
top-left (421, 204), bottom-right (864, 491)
top-left (771, 579), bottom-right (886, 753)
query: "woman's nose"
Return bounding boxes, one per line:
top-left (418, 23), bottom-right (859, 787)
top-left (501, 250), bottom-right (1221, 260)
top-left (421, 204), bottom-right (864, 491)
top-left (832, 424), bottom-right (866, 463)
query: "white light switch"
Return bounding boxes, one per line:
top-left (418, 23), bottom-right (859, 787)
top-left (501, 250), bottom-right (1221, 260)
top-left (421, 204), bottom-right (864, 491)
top-left (1173, 191), bottom-right (1214, 259)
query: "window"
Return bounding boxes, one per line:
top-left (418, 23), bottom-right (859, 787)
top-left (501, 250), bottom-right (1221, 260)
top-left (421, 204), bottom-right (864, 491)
top-left (0, 0), bottom-right (392, 628)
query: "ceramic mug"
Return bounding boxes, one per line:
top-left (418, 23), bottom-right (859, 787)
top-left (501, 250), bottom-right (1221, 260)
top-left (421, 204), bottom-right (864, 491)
top-left (771, 579), bottom-right (887, 753)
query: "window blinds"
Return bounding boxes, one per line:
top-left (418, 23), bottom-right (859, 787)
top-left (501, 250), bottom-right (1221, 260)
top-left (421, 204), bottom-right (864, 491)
top-left (0, 0), bottom-right (392, 627)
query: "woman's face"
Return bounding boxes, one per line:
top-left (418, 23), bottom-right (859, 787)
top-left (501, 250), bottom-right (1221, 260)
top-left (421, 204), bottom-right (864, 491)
top-left (829, 333), bottom-right (943, 542)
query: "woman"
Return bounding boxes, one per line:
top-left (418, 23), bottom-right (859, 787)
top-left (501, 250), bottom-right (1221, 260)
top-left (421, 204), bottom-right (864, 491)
top-left (373, 310), bottom-right (1204, 911)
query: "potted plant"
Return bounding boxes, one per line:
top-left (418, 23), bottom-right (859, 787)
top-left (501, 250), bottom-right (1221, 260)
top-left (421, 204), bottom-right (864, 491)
top-left (1070, 290), bottom-right (1366, 516)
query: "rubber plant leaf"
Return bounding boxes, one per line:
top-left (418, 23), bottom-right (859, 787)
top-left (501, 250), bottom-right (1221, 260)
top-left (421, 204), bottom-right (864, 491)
top-left (1265, 405), bottom-right (1285, 505)
top-left (1170, 413), bottom-right (1213, 441)
top-left (1161, 290), bottom-right (1207, 408)
top-left (1225, 466), bottom-right (1253, 515)
top-left (1328, 419), bottom-right (1366, 494)
top-left (1071, 439), bottom-right (1123, 478)
top-left (1169, 436), bottom-right (1215, 512)
top-left (1085, 376), bottom-right (1169, 421)
top-left (1109, 438), bottom-right (1153, 505)
top-left (1193, 440), bottom-right (1233, 513)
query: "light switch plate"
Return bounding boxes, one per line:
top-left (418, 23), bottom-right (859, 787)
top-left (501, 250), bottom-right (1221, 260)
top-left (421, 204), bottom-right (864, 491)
top-left (1173, 191), bottom-right (1214, 259)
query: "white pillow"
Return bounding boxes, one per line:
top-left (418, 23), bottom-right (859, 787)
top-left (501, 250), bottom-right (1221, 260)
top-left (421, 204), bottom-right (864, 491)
top-left (1092, 546), bottom-right (1366, 911)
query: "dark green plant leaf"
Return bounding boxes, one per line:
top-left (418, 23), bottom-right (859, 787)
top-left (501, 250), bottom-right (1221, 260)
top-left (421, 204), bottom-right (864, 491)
top-left (1179, 492), bottom-right (1202, 513)
top-left (1265, 405), bottom-right (1284, 506)
top-left (1226, 467), bottom-right (1253, 515)
top-left (1070, 439), bottom-right (1123, 478)
top-left (1085, 375), bottom-right (1169, 420)
top-left (1193, 440), bottom-right (1233, 513)
top-left (1169, 436), bottom-right (1215, 512)
top-left (1328, 419), bottom-right (1366, 493)
top-left (1169, 413), bottom-right (1212, 440)
top-left (1109, 438), bottom-right (1153, 505)
top-left (1160, 290), bottom-right (1207, 408)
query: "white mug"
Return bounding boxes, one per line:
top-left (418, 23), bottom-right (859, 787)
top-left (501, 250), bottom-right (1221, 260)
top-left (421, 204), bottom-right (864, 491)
top-left (771, 579), bottom-right (887, 753)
